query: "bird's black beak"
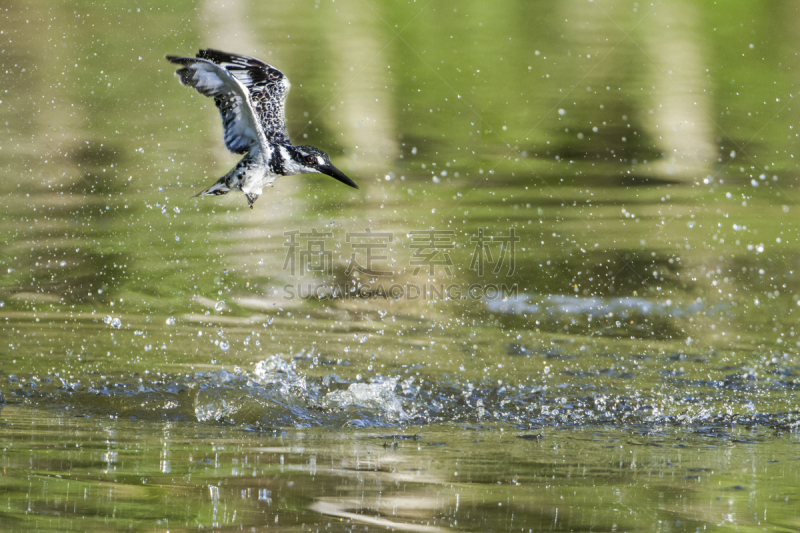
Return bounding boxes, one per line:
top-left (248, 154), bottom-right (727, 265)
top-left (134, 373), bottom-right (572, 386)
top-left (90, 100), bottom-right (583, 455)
top-left (321, 164), bottom-right (359, 189)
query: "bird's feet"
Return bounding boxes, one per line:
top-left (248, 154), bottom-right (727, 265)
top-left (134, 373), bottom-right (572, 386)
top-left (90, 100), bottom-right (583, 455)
top-left (245, 193), bottom-right (259, 209)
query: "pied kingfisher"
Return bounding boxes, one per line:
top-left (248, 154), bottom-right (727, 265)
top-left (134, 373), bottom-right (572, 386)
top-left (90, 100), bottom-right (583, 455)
top-left (166, 49), bottom-right (358, 208)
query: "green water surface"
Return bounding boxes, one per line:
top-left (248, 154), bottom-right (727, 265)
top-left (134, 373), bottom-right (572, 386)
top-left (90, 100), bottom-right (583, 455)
top-left (2, 0), bottom-right (800, 530)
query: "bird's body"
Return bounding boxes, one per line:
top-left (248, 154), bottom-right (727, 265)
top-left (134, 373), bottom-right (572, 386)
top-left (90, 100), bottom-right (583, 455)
top-left (166, 49), bottom-right (357, 208)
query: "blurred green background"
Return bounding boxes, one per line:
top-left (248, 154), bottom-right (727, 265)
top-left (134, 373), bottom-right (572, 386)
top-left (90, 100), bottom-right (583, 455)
top-left (1, 0), bottom-right (798, 386)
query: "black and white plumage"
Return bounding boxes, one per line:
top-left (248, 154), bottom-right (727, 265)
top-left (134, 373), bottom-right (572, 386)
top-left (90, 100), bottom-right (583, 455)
top-left (166, 49), bottom-right (358, 208)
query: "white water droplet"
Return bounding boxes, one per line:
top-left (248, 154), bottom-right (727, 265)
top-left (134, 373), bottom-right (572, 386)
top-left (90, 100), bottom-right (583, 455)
top-left (110, 318), bottom-right (122, 329)
top-left (103, 315), bottom-right (112, 324)
top-left (219, 341), bottom-right (230, 351)
top-left (166, 317), bottom-right (175, 325)
top-left (215, 301), bottom-right (225, 311)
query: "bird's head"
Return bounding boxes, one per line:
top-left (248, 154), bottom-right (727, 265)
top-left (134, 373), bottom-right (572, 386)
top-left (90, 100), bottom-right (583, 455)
top-left (291, 146), bottom-right (358, 189)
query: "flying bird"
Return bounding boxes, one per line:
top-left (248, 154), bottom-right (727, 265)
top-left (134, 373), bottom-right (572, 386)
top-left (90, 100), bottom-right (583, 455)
top-left (165, 49), bottom-right (358, 208)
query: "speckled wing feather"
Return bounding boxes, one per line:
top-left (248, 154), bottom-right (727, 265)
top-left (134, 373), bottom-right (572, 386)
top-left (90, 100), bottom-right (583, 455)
top-left (196, 49), bottom-right (291, 145)
top-left (166, 54), bottom-right (263, 154)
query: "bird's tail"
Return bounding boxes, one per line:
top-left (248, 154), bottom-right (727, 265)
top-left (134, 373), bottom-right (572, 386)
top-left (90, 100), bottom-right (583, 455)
top-left (193, 176), bottom-right (231, 198)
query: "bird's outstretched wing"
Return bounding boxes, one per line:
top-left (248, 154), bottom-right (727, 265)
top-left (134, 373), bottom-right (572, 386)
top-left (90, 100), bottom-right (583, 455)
top-left (195, 49), bottom-right (291, 145)
top-left (166, 53), bottom-right (264, 154)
